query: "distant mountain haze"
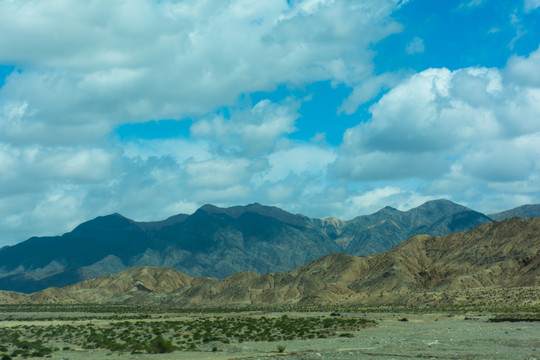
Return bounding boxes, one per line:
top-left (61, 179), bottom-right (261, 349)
top-left (0, 199), bottom-right (538, 293)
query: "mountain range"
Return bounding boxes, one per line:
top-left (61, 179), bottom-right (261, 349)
top-left (0, 199), bottom-right (539, 294)
top-left (1, 216), bottom-right (538, 307)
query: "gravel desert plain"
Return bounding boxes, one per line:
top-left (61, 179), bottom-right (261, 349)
top-left (0, 290), bottom-right (539, 360)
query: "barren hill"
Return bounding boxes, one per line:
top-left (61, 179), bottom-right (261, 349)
top-left (29, 266), bottom-right (213, 304)
top-left (347, 216), bottom-right (540, 296)
top-left (3, 217), bottom-right (538, 307)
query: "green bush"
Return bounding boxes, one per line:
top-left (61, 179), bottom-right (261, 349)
top-left (146, 336), bottom-right (177, 354)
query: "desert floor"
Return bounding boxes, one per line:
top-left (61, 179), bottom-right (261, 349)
top-left (1, 311), bottom-right (538, 360)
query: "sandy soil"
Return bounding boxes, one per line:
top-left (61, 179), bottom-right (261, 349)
top-left (19, 312), bottom-right (534, 360)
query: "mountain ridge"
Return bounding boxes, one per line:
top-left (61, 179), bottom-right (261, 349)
top-left (488, 204), bottom-right (540, 221)
top-left (1, 199), bottom-right (539, 294)
top-left (1, 217), bottom-right (538, 307)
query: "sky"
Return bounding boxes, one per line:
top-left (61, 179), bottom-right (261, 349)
top-left (0, 0), bottom-right (540, 246)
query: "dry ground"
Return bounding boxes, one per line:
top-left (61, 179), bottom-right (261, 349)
top-left (0, 310), bottom-right (538, 360)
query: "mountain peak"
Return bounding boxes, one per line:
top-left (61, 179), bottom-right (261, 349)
top-left (71, 212), bottom-right (134, 234)
top-left (110, 212), bottom-right (127, 218)
top-left (377, 205), bottom-right (399, 213)
top-left (412, 199), bottom-right (470, 213)
top-left (198, 204), bottom-right (221, 213)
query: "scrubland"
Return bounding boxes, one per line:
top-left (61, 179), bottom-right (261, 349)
top-left (0, 304), bottom-right (538, 359)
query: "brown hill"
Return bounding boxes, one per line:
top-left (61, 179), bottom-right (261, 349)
top-left (159, 268), bottom-right (358, 307)
top-left (25, 266), bottom-right (213, 304)
top-left (343, 217), bottom-right (539, 304)
top-left (2, 217), bottom-right (538, 307)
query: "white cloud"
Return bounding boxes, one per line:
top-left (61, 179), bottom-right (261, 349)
top-left (266, 183), bottom-right (295, 202)
top-left (186, 158), bottom-right (251, 188)
top-left (0, 142), bottom-right (17, 174)
top-left (334, 47), bottom-right (540, 214)
top-left (334, 151), bottom-right (449, 181)
top-left (505, 46), bottom-right (540, 87)
top-left (190, 185), bottom-right (253, 203)
top-left (255, 145), bottom-right (336, 184)
top-left (338, 73), bottom-right (399, 115)
top-left (406, 37), bottom-right (425, 54)
top-left (0, 144), bottom-right (114, 196)
top-left (461, 133), bottom-right (540, 182)
top-left (339, 67), bottom-right (502, 157)
top-left (0, 0), bottom-right (402, 146)
top-left (191, 99), bottom-right (299, 156)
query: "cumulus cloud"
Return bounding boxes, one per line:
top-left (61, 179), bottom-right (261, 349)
top-left (255, 145), bottom-right (336, 183)
top-left (338, 73), bottom-right (399, 115)
top-left (505, 46), bottom-right (540, 86)
top-left (0, 144), bottom-right (114, 196)
top-left (461, 133), bottom-right (539, 182)
top-left (0, 0), bottom-right (402, 145)
top-left (186, 158), bottom-right (251, 188)
top-left (339, 67), bottom-right (503, 157)
top-left (191, 99), bottom-right (299, 156)
top-left (333, 151), bottom-right (448, 181)
top-left (335, 47), bottom-right (540, 209)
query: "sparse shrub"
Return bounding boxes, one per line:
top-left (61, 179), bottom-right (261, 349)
top-left (146, 336), bottom-right (176, 354)
top-left (277, 345), bottom-right (286, 353)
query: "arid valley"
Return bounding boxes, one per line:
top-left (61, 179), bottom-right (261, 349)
top-left (0, 204), bottom-right (539, 359)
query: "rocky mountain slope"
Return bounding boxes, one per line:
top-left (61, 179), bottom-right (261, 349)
top-left (489, 204), bottom-right (540, 221)
top-left (2, 217), bottom-right (538, 307)
top-left (0, 203), bottom-right (342, 293)
top-left (0, 200), bottom-right (535, 294)
top-left (308, 199), bottom-right (493, 254)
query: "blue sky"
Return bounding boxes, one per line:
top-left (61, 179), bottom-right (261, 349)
top-left (0, 0), bottom-right (539, 246)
